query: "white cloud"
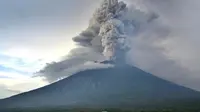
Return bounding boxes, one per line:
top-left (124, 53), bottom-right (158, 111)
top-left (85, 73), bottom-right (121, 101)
top-left (0, 85), bottom-right (18, 99)
top-left (0, 77), bottom-right (48, 99)
top-left (0, 0), bottom-right (101, 98)
top-left (0, 55), bottom-right (44, 74)
top-left (0, 71), bottom-right (29, 79)
top-left (0, 0), bottom-right (100, 63)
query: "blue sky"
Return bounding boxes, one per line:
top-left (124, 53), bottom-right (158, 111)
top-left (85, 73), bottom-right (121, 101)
top-left (0, 65), bottom-right (28, 78)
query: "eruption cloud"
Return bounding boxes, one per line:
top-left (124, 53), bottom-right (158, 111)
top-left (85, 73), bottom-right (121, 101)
top-left (73, 0), bottom-right (157, 63)
top-left (38, 0), bottom-right (200, 91)
top-left (38, 0), bottom-right (159, 82)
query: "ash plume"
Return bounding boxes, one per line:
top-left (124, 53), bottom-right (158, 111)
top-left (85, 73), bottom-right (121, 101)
top-left (73, 0), bottom-right (157, 63)
top-left (36, 0), bottom-right (200, 91)
top-left (37, 0), bottom-right (159, 82)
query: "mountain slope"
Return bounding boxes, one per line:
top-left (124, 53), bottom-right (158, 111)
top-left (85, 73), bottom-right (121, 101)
top-left (1, 65), bottom-right (200, 109)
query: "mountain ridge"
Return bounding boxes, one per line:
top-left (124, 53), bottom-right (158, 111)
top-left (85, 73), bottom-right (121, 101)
top-left (1, 65), bottom-right (200, 110)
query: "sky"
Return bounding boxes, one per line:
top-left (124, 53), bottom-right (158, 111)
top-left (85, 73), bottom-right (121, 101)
top-left (1, 0), bottom-right (200, 99)
top-left (0, 0), bottom-right (102, 99)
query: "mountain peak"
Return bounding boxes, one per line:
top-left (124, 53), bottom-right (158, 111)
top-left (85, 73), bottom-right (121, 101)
top-left (1, 66), bottom-right (200, 110)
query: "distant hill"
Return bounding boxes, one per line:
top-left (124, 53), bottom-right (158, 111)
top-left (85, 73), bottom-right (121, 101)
top-left (1, 65), bottom-right (200, 111)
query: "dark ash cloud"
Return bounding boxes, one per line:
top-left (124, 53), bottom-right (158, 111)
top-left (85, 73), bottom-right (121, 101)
top-left (38, 0), bottom-right (200, 91)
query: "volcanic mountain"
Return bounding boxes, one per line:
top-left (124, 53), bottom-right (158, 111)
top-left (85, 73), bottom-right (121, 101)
top-left (1, 65), bottom-right (200, 110)
top-left (1, 0), bottom-right (200, 111)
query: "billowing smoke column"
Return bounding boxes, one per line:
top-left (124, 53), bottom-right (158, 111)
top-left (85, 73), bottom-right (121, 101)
top-left (73, 0), bottom-right (157, 64)
top-left (38, 0), bottom-right (159, 82)
top-left (73, 0), bottom-right (129, 63)
top-left (36, 0), bottom-right (200, 91)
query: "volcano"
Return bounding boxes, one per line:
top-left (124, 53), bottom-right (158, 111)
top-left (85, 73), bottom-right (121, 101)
top-left (1, 65), bottom-right (200, 111)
